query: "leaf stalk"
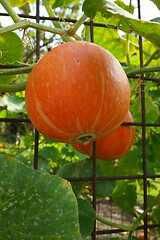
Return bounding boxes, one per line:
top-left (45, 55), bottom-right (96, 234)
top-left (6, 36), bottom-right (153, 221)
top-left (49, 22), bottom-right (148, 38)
top-left (0, 65), bottom-right (34, 75)
top-left (0, 0), bottom-right (21, 23)
top-left (144, 48), bottom-right (160, 67)
top-left (0, 20), bottom-right (82, 41)
top-left (42, 0), bottom-right (70, 42)
top-left (0, 82), bottom-right (27, 93)
top-left (126, 66), bottom-right (160, 75)
top-left (70, 13), bottom-right (88, 35)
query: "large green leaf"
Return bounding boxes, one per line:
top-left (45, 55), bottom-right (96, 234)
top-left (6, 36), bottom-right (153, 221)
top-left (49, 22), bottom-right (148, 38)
top-left (83, 0), bottom-right (160, 48)
top-left (8, 0), bottom-right (36, 7)
top-left (0, 32), bottom-right (23, 84)
top-left (82, 0), bottom-right (103, 19)
top-left (150, 0), bottom-right (160, 10)
top-left (98, 151), bottom-right (140, 177)
top-left (130, 94), bottom-right (159, 124)
top-left (39, 146), bottom-right (59, 159)
top-left (112, 180), bottom-right (137, 211)
top-left (115, 0), bottom-right (134, 14)
top-left (0, 154), bottom-right (82, 240)
top-left (57, 158), bottom-right (116, 198)
top-left (16, 154), bottom-right (52, 174)
top-left (78, 198), bottom-right (95, 237)
top-left (93, 14), bottom-right (139, 62)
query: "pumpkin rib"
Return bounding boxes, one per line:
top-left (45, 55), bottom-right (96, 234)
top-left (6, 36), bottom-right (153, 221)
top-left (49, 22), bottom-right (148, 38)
top-left (71, 111), bottom-right (135, 160)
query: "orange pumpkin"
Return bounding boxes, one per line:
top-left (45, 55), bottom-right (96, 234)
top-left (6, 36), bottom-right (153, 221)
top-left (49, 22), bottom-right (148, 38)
top-left (25, 41), bottom-right (130, 143)
top-left (138, 233), bottom-right (152, 240)
top-left (71, 111), bottom-right (135, 160)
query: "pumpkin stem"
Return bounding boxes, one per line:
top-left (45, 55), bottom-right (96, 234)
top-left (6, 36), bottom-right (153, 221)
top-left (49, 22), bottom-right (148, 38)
top-left (79, 136), bottom-right (91, 145)
top-left (74, 133), bottom-right (96, 144)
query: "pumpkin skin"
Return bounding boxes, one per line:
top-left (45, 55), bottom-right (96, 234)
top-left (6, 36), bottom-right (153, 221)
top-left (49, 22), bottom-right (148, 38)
top-left (25, 41), bottom-right (131, 143)
top-left (71, 111), bottom-right (135, 160)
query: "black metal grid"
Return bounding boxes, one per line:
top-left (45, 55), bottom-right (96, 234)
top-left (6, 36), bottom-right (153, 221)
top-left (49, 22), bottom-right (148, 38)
top-left (0, 0), bottom-right (160, 239)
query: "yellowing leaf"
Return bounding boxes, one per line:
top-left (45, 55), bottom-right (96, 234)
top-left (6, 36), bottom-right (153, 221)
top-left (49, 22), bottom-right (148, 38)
top-left (8, 0), bottom-right (36, 7)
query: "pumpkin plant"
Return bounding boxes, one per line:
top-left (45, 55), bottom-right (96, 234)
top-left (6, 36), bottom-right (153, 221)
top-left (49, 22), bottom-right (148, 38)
top-left (25, 41), bottom-right (131, 144)
top-left (71, 111), bottom-right (135, 160)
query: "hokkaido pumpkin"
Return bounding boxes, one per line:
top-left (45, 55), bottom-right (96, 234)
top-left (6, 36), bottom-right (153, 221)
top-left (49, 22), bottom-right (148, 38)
top-left (71, 111), bottom-right (135, 160)
top-left (25, 41), bottom-right (131, 143)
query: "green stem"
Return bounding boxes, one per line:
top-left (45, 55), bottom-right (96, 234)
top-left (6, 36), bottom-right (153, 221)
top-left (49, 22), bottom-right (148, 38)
top-left (126, 0), bottom-right (132, 68)
top-left (42, 0), bottom-right (61, 28)
top-left (126, 33), bottom-right (131, 68)
top-left (0, 65), bottom-right (34, 75)
top-left (128, 231), bottom-right (133, 240)
top-left (133, 192), bottom-right (160, 230)
top-left (0, 20), bottom-right (27, 34)
top-left (121, 37), bottom-right (151, 57)
top-left (96, 215), bottom-right (134, 231)
top-left (71, 13), bottom-right (88, 35)
top-left (0, 0), bottom-right (21, 23)
top-left (30, 22), bottom-right (82, 40)
top-left (0, 81), bottom-right (26, 93)
top-left (42, 0), bottom-right (71, 42)
top-left (0, 20), bottom-right (82, 40)
top-left (144, 48), bottom-right (160, 67)
top-left (96, 192), bottom-right (160, 233)
top-left (126, 65), bottom-right (160, 75)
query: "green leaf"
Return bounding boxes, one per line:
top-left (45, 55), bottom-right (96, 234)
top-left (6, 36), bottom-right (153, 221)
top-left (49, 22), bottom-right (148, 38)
top-left (0, 95), bottom-right (25, 113)
top-left (0, 32), bottom-right (23, 84)
top-left (150, 0), bottom-right (160, 10)
top-left (57, 158), bottom-right (116, 198)
top-left (98, 151), bottom-right (140, 177)
top-left (39, 146), bottom-right (59, 159)
top-left (97, 180), bottom-right (116, 198)
top-left (115, 0), bottom-right (134, 14)
top-left (150, 132), bottom-right (160, 165)
top-left (112, 180), bottom-right (137, 211)
top-left (83, 0), bottom-right (132, 19)
top-left (83, 0), bottom-right (160, 48)
top-left (20, 3), bottom-right (31, 15)
top-left (16, 154), bottom-right (52, 174)
top-left (0, 154), bottom-right (82, 240)
top-left (78, 198), bottom-right (96, 237)
top-left (119, 17), bottom-right (160, 49)
top-left (0, 109), bottom-right (7, 118)
top-left (112, 151), bottom-right (140, 176)
top-left (8, 0), bottom-right (36, 7)
top-left (152, 204), bottom-right (160, 223)
top-left (97, 160), bottom-right (114, 176)
top-left (61, 147), bottom-right (74, 157)
top-left (93, 14), bottom-right (139, 62)
top-left (150, 17), bottom-right (160, 23)
top-left (131, 94), bottom-right (159, 124)
top-left (51, 0), bottom-right (80, 9)
top-left (82, 0), bottom-right (103, 19)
